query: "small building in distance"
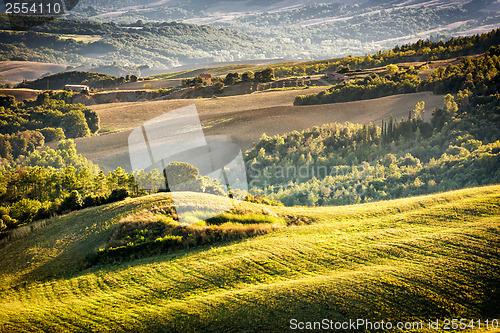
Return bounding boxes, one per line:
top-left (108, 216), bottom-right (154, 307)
top-left (199, 73), bottom-right (212, 85)
top-left (64, 84), bottom-right (90, 92)
top-left (324, 72), bottom-right (348, 81)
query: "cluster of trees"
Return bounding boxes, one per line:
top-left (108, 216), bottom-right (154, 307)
top-left (295, 68), bottom-right (421, 105)
top-left (380, 102), bottom-right (433, 144)
top-left (183, 68), bottom-right (275, 87)
top-left (424, 46), bottom-right (500, 95)
top-left (0, 130), bottom-right (45, 161)
top-left (0, 140), bottom-right (138, 231)
top-left (0, 92), bottom-right (99, 162)
top-left (133, 162), bottom-right (226, 196)
top-left (181, 68), bottom-right (275, 94)
top-left (17, 71), bottom-right (127, 90)
top-left (223, 68), bottom-right (275, 84)
top-left (0, 93), bottom-right (111, 232)
top-left (246, 115), bottom-right (499, 206)
top-left (424, 47), bottom-right (500, 141)
top-left (182, 76), bottom-right (206, 87)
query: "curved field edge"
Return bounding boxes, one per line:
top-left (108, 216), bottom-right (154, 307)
top-left (0, 185), bottom-right (499, 332)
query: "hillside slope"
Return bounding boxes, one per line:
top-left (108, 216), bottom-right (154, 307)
top-left (73, 90), bottom-right (444, 172)
top-left (0, 61), bottom-right (68, 85)
top-left (0, 185), bottom-right (499, 332)
top-left (0, 16), bottom-right (269, 69)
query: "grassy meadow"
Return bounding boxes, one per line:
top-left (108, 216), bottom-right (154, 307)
top-left (0, 185), bottom-right (499, 332)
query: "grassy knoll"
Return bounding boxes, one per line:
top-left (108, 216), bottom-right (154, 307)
top-left (0, 185), bottom-right (499, 331)
top-left (89, 91), bottom-right (443, 138)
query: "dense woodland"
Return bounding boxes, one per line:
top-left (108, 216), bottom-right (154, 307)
top-left (0, 91), bottom-right (99, 161)
top-left (0, 92), bottom-right (113, 231)
top-left (0, 140), bottom-right (137, 231)
top-left (246, 48), bottom-right (500, 205)
top-left (294, 33), bottom-right (500, 105)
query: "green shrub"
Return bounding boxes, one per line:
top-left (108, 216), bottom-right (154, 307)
top-left (40, 127), bottom-right (65, 142)
top-left (10, 199), bottom-right (42, 224)
top-left (108, 189), bottom-right (129, 203)
top-left (34, 201), bottom-right (54, 220)
top-left (58, 190), bottom-right (83, 213)
top-left (213, 81), bottom-right (224, 93)
top-left (83, 194), bottom-right (107, 208)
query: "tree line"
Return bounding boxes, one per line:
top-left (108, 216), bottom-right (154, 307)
top-left (295, 45), bottom-right (500, 106)
top-left (0, 140), bottom-right (138, 231)
top-left (294, 67), bottom-right (421, 105)
top-left (274, 28), bottom-right (500, 78)
top-left (182, 68), bottom-right (275, 92)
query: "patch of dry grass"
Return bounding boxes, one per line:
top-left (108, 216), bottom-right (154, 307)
top-left (75, 91), bottom-right (445, 171)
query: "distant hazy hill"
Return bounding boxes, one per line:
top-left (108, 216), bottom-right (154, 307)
top-left (1, 0), bottom-right (499, 70)
top-left (73, 0), bottom-right (500, 57)
top-left (0, 15), bottom-right (273, 69)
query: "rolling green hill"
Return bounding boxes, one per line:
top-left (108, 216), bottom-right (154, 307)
top-left (0, 185), bottom-right (499, 332)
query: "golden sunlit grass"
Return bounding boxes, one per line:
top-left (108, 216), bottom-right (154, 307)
top-left (0, 185), bottom-right (499, 332)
